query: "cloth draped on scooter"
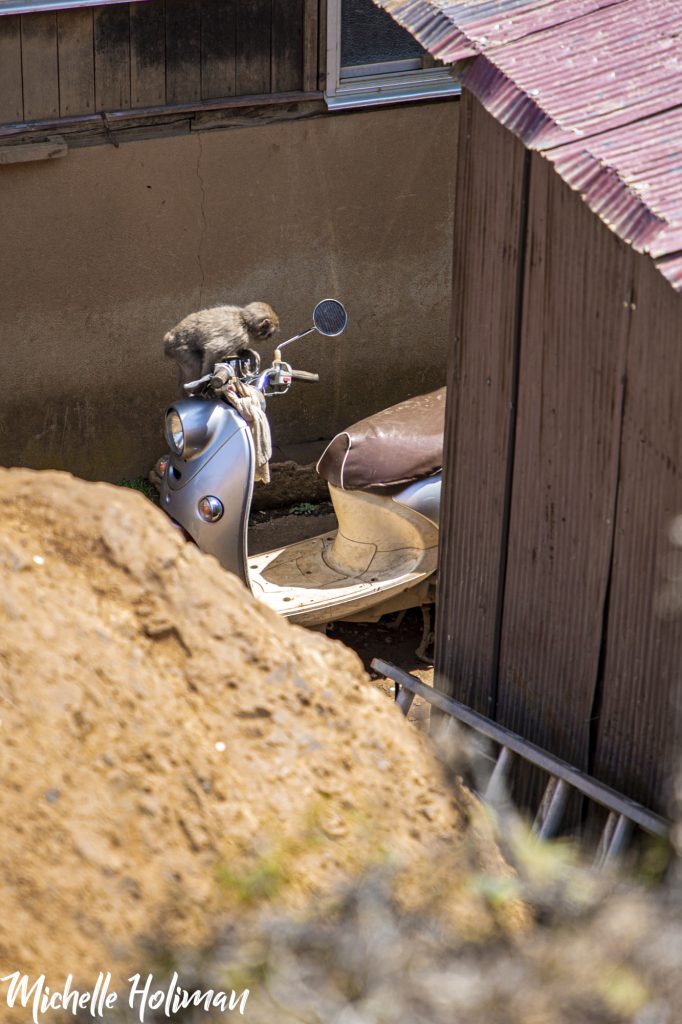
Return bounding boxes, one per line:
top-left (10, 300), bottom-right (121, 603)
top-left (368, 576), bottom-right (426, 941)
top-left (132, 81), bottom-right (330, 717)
top-left (217, 379), bottom-right (272, 484)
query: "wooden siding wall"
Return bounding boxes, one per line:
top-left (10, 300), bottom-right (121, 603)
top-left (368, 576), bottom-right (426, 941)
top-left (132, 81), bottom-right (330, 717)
top-left (593, 255), bottom-right (682, 807)
top-left (436, 89), bottom-right (527, 716)
top-left (0, 0), bottom-right (322, 126)
top-left (436, 91), bottom-right (682, 811)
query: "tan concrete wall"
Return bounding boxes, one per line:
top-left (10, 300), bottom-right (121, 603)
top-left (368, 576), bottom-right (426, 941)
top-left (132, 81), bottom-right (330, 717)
top-left (0, 100), bottom-right (458, 481)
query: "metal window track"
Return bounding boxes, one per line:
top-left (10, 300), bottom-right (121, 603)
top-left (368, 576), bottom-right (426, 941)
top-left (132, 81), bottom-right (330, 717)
top-left (371, 659), bottom-right (670, 865)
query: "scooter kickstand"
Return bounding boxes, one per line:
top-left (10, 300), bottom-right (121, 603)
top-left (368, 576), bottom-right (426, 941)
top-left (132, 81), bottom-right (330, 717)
top-left (415, 604), bottom-right (434, 664)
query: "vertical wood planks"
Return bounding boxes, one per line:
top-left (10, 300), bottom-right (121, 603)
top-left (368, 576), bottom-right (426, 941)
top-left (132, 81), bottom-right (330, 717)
top-left (235, 0), bottom-right (271, 96)
top-left (57, 8), bottom-right (95, 116)
top-left (0, 0), bottom-right (315, 128)
top-left (317, 0), bottom-right (327, 90)
top-left (130, 0), bottom-right (166, 108)
top-left (200, 0), bottom-right (236, 99)
top-left (0, 16), bottom-right (23, 123)
top-left (593, 257), bottom-right (682, 810)
top-left (434, 94), bottom-right (527, 713)
top-left (94, 5), bottom-right (131, 111)
top-left (302, 0), bottom-right (319, 93)
top-left (271, 0), bottom-right (304, 93)
top-left (21, 12), bottom-right (59, 120)
top-left (165, 0), bottom-right (201, 104)
top-left (494, 158), bottom-right (632, 771)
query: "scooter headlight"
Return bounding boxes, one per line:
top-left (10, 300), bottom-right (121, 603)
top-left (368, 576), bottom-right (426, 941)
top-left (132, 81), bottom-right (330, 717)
top-left (165, 409), bottom-right (185, 456)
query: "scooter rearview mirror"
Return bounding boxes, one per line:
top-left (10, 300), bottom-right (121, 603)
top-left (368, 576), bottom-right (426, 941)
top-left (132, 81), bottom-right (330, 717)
top-left (274, 299), bottom-right (348, 359)
top-left (312, 299), bottom-right (348, 337)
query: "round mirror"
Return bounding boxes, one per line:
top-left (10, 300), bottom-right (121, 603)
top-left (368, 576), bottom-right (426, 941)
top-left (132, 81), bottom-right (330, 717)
top-left (313, 299), bottom-right (348, 337)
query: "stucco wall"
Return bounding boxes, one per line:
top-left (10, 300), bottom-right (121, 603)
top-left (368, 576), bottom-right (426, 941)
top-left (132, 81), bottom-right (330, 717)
top-left (0, 100), bottom-right (458, 481)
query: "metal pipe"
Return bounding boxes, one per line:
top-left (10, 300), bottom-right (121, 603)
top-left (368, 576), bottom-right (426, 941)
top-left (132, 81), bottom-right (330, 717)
top-left (395, 684), bottom-right (416, 716)
top-left (534, 777), bottom-right (570, 840)
top-left (484, 745), bottom-right (514, 802)
top-left (371, 658), bottom-right (669, 840)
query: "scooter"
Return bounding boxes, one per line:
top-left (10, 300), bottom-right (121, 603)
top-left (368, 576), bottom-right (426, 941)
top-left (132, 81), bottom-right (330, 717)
top-left (157, 300), bottom-right (444, 632)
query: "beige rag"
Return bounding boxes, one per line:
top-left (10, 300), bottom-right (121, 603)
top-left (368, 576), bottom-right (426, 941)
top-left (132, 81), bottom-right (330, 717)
top-left (221, 379), bottom-right (272, 483)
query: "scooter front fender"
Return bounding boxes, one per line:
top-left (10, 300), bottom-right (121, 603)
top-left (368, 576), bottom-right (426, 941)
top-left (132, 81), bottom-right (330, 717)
top-left (159, 401), bottom-right (255, 586)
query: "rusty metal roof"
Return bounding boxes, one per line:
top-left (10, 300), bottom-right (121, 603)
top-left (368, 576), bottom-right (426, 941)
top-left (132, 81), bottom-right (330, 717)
top-left (377, 0), bottom-right (682, 290)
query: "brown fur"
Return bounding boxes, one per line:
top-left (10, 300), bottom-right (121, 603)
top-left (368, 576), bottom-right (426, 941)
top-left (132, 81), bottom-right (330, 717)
top-left (163, 302), bottom-right (280, 388)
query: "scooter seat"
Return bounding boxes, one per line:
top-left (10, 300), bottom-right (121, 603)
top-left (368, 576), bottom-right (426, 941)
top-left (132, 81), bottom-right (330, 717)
top-left (316, 387), bottom-right (445, 492)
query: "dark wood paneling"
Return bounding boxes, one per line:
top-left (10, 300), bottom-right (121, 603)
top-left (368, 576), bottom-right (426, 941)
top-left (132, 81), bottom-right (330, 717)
top-left (165, 0), bottom-right (201, 104)
top-left (130, 0), bottom-right (166, 108)
top-left (271, 0), bottom-right (304, 93)
top-left (495, 157), bottom-right (633, 771)
top-left (94, 5), bottom-right (131, 110)
top-left (594, 257), bottom-right (682, 810)
top-left (21, 12), bottom-right (59, 120)
top-left (0, 16), bottom-right (23, 123)
top-left (57, 8), bottom-right (95, 116)
top-left (303, 0), bottom-right (319, 93)
top-left (200, 0), bottom-right (236, 99)
top-left (317, 0), bottom-right (326, 90)
top-left (2, 0), bottom-right (316, 127)
top-left (235, 0), bottom-right (271, 95)
top-left (434, 94), bottom-right (527, 713)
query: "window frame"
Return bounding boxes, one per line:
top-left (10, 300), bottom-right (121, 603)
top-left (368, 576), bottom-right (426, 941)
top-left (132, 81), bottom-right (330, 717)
top-left (325, 0), bottom-right (460, 110)
top-left (0, 0), bottom-right (132, 15)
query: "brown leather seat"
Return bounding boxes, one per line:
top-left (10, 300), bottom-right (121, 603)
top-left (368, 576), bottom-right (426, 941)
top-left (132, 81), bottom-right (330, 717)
top-left (316, 387), bottom-right (446, 492)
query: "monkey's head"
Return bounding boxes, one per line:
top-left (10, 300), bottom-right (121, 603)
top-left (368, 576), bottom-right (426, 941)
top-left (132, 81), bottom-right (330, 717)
top-left (242, 302), bottom-right (280, 341)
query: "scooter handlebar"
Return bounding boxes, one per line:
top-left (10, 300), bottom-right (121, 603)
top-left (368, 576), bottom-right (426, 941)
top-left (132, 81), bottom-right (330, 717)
top-left (289, 369), bottom-right (320, 383)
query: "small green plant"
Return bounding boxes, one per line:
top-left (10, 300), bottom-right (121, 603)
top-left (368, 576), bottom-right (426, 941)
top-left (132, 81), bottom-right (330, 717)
top-left (216, 857), bottom-right (287, 905)
top-left (117, 476), bottom-right (159, 504)
top-left (289, 502), bottom-right (320, 517)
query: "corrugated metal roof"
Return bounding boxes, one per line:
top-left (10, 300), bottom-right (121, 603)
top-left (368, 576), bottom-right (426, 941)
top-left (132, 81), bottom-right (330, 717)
top-left (376, 0), bottom-right (682, 290)
top-left (382, 0), bottom-right (629, 61)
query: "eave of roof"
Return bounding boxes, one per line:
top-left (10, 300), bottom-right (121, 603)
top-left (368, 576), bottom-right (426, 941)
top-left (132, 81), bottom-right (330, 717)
top-left (376, 0), bottom-right (682, 291)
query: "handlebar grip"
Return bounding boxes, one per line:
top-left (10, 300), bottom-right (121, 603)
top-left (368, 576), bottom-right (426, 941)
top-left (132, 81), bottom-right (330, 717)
top-left (290, 369), bottom-right (320, 382)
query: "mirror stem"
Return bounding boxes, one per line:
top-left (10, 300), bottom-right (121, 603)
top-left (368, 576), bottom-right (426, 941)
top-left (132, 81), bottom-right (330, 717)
top-left (276, 327), bottom-right (317, 357)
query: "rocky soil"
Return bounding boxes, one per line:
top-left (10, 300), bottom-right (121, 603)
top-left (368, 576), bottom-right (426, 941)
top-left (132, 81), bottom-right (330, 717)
top-left (0, 468), bottom-right (525, 989)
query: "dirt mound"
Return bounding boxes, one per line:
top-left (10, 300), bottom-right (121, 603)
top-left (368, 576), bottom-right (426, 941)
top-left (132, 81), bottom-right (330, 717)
top-left (0, 469), bottom-right (523, 985)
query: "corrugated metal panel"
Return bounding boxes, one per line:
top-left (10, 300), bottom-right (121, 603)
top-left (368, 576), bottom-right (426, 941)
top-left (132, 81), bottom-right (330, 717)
top-left (550, 109), bottom-right (682, 257)
top-left (656, 253), bottom-right (682, 289)
top-left (376, 0), bottom-right (682, 291)
top-left (380, 0), bottom-right (628, 60)
top-left (462, 1), bottom-right (682, 148)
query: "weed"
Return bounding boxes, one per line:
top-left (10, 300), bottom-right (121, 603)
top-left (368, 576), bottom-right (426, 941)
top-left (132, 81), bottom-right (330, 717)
top-left (117, 477), bottom-right (159, 505)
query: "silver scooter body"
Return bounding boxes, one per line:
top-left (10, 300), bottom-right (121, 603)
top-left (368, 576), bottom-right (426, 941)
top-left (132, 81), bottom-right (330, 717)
top-left (393, 473), bottom-right (441, 527)
top-left (160, 396), bottom-right (441, 592)
top-left (160, 399), bottom-right (254, 585)
top-left (158, 299), bottom-right (441, 621)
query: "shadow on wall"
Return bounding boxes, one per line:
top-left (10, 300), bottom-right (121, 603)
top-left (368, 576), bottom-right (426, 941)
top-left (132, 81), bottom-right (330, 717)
top-left (0, 100), bottom-right (457, 481)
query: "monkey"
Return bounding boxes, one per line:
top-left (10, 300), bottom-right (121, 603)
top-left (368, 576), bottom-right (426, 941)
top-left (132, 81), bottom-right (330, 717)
top-left (163, 301), bottom-right (280, 389)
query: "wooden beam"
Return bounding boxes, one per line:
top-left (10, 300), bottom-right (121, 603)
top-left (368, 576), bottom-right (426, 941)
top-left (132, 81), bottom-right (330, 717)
top-left (0, 136), bottom-right (66, 163)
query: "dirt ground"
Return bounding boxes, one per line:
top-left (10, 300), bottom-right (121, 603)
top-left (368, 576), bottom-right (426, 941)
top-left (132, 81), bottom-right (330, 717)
top-left (249, 506), bottom-right (435, 731)
top-left (0, 469), bottom-right (525, 990)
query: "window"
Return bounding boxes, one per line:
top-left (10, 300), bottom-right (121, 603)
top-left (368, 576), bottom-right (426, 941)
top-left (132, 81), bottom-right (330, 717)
top-left (326, 0), bottom-right (459, 109)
